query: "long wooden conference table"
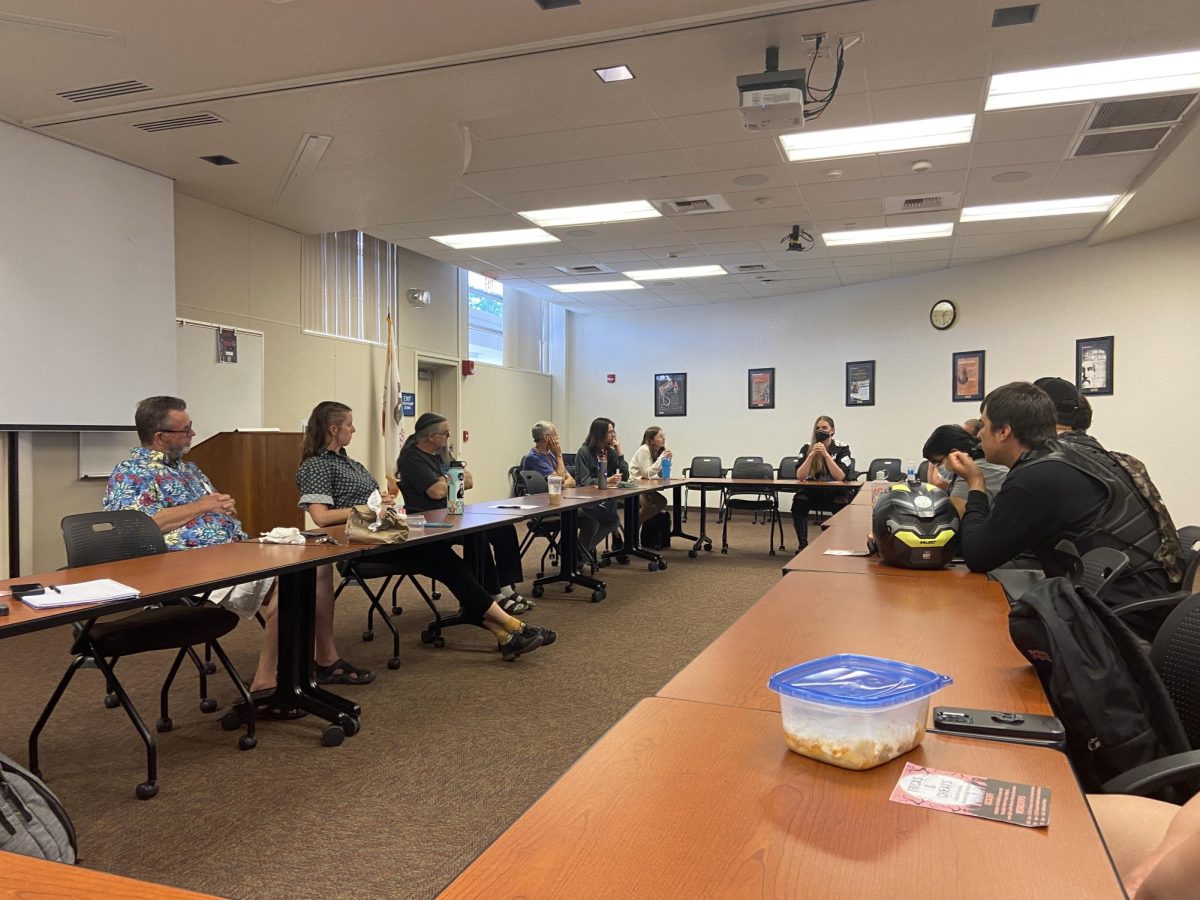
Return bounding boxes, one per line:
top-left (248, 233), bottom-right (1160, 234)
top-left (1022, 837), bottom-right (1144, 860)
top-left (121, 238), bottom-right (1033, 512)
top-left (441, 489), bottom-right (1124, 898)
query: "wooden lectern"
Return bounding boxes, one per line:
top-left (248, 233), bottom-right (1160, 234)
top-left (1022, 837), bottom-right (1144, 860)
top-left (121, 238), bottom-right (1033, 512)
top-left (185, 432), bottom-right (304, 538)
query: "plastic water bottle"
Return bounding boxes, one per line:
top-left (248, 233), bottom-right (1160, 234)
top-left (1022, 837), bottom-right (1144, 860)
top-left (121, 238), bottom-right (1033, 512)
top-left (906, 460), bottom-right (917, 484)
top-left (660, 456), bottom-right (672, 480)
top-left (597, 449), bottom-right (608, 489)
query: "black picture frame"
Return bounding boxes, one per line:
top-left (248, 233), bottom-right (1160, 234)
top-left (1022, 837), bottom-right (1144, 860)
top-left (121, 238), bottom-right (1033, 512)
top-left (845, 360), bottom-right (875, 407)
top-left (952, 350), bottom-right (985, 402)
top-left (654, 372), bottom-right (687, 417)
top-left (1076, 336), bottom-right (1114, 396)
top-left (748, 367), bottom-right (775, 409)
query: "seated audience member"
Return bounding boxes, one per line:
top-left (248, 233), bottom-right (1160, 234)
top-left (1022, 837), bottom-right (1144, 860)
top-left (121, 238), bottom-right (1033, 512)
top-left (574, 417), bottom-right (629, 565)
top-left (399, 412), bottom-right (530, 613)
top-left (1034, 376), bottom-right (1094, 438)
top-left (962, 418), bottom-right (983, 437)
top-left (522, 421), bottom-right (575, 487)
top-left (922, 424), bottom-right (1007, 515)
top-left (945, 382), bottom-right (1179, 629)
top-left (628, 426), bottom-right (670, 524)
top-left (1090, 791), bottom-right (1200, 898)
top-left (103, 396), bottom-right (369, 716)
top-left (300, 402), bottom-right (552, 660)
top-left (791, 415), bottom-right (855, 550)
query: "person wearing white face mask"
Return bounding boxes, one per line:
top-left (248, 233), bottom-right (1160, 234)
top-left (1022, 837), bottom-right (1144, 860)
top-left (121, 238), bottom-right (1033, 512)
top-left (791, 415), bottom-right (855, 550)
top-left (922, 423), bottom-right (1008, 516)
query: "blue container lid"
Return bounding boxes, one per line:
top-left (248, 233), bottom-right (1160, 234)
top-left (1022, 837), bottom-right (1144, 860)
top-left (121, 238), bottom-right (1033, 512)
top-left (768, 654), bottom-right (952, 709)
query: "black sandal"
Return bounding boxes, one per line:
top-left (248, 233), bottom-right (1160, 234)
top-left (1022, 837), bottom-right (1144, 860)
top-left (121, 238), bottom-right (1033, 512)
top-left (232, 691), bottom-right (307, 722)
top-left (315, 658), bottom-right (376, 685)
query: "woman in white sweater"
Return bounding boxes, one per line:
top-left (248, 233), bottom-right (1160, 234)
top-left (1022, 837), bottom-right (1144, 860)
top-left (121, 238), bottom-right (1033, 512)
top-left (629, 426), bottom-right (671, 524)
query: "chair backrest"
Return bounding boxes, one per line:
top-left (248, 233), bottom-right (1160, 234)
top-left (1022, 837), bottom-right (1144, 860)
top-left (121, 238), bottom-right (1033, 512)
top-left (733, 456), bottom-right (763, 469)
top-left (1151, 593), bottom-right (1200, 748)
top-left (561, 452), bottom-right (577, 477)
top-left (520, 470), bottom-right (549, 495)
top-left (916, 460), bottom-right (931, 483)
top-left (61, 510), bottom-right (167, 567)
top-left (509, 465), bottom-right (526, 497)
top-left (688, 456), bottom-right (723, 478)
top-left (730, 460), bottom-right (773, 480)
top-left (777, 456), bottom-right (802, 479)
top-left (865, 458), bottom-right (903, 482)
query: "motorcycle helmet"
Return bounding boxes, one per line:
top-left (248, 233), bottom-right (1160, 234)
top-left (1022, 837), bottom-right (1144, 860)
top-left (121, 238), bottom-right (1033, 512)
top-left (871, 482), bottom-right (959, 569)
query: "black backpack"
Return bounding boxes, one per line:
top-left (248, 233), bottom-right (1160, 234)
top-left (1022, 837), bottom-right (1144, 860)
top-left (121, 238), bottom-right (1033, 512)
top-left (1008, 577), bottom-right (1191, 797)
top-left (640, 511), bottom-right (671, 550)
top-left (0, 751), bottom-right (77, 863)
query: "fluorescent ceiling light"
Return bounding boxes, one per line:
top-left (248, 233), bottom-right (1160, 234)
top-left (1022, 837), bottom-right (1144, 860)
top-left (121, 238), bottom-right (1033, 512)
top-left (519, 200), bottom-right (661, 228)
top-left (273, 132), bottom-right (332, 205)
top-left (821, 223), bottom-right (954, 246)
top-left (430, 228), bottom-right (559, 249)
top-left (986, 50), bottom-right (1200, 110)
top-left (960, 195), bottom-right (1119, 222)
top-left (623, 265), bottom-right (726, 281)
top-left (778, 115), bottom-right (975, 162)
top-left (550, 280), bottom-right (643, 293)
top-left (594, 65), bottom-right (635, 83)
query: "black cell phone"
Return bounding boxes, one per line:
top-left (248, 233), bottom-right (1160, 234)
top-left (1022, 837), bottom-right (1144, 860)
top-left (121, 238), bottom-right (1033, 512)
top-left (931, 707), bottom-right (1066, 749)
top-left (10, 583), bottom-right (45, 598)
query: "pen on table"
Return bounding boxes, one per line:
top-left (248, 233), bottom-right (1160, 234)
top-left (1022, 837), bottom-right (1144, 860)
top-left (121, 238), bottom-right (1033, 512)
top-left (422, 522), bottom-right (455, 528)
top-left (49, 585), bottom-right (62, 594)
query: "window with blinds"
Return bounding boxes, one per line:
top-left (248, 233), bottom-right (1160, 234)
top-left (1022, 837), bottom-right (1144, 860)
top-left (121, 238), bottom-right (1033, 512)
top-left (466, 270), bottom-right (505, 365)
top-left (302, 231), bottom-right (398, 345)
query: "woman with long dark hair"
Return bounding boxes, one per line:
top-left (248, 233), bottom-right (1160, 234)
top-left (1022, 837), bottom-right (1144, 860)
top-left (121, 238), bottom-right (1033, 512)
top-left (298, 402), bottom-right (552, 662)
top-left (791, 414), bottom-right (855, 550)
top-left (573, 417), bottom-right (628, 565)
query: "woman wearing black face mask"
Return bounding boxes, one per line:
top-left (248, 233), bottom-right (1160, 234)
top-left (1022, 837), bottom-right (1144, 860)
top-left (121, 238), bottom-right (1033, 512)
top-left (791, 415), bottom-right (855, 550)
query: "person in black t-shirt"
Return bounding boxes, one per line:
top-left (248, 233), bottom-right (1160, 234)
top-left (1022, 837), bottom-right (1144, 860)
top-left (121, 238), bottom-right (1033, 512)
top-left (945, 382), bottom-right (1174, 620)
top-left (791, 414), bottom-right (855, 550)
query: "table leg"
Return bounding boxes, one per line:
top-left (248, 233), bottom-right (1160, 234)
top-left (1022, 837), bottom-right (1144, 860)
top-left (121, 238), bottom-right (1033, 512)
top-left (691, 491), bottom-right (714, 556)
top-left (670, 484), bottom-right (698, 543)
top-left (532, 507), bottom-right (607, 601)
top-left (616, 492), bottom-right (665, 571)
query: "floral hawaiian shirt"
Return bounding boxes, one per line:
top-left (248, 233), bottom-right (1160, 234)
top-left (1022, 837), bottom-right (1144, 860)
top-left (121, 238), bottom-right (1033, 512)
top-left (103, 447), bottom-right (248, 550)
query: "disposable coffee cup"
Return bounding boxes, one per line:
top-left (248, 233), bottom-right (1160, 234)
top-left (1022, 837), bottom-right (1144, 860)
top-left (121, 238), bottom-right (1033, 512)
top-left (547, 476), bottom-right (563, 506)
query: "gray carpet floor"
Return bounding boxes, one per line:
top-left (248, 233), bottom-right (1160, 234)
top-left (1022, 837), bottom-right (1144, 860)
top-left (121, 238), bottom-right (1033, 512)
top-left (0, 516), bottom-right (790, 899)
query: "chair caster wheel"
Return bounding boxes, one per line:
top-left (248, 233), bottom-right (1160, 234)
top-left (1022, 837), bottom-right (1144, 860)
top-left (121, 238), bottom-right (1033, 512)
top-left (362, 629), bottom-right (374, 642)
top-left (199, 698), bottom-right (218, 714)
top-left (658, 560), bottom-right (668, 570)
top-left (391, 606), bottom-right (403, 616)
top-left (689, 550), bottom-right (698, 558)
top-left (238, 735), bottom-right (257, 751)
top-left (705, 543), bottom-right (713, 552)
top-left (156, 717), bottom-right (173, 733)
top-left (648, 562), bottom-right (659, 572)
top-left (104, 694), bottom-right (120, 709)
top-left (339, 715), bottom-right (361, 737)
top-left (531, 584), bottom-right (544, 599)
top-left (387, 657), bottom-right (401, 670)
top-left (220, 710), bottom-right (242, 731)
top-left (136, 782), bottom-right (158, 801)
top-left (205, 661), bottom-right (217, 675)
top-left (420, 630), bottom-right (435, 644)
top-left (591, 589), bottom-right (606, 603)
top-left (433, 637), bottom-right (445, 649)
top-left (431, 591), bottom-right (442, 601)
top-left (322, 725), bottom-right (345, 747)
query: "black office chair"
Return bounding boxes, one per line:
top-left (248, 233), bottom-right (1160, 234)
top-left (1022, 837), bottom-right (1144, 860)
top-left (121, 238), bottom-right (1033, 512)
top-left (916, 460), bottom-right (931, 483)
top-left (508, 465), bottom-right (525, 498)
top-left (561, 452), bottom-right (577, 479)
top-left (682, 456), bottom-right (723, 530)
top-left (719, 461), bottom-right (782, 556)
top-left (332, 561), bottom-right (404, 671)
top-left (30, 511), bottom-right (255, 800)
top-left (777, 456), bottom-right (802, 480)
top-left (518, 470), bottom-right (562, 578)
top-left (731, 456), bottom-right (768, 523)
top-left (858, 458), bottom-right (903, 482)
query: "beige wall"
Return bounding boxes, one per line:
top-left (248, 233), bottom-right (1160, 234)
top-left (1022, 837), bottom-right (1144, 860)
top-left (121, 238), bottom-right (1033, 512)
top-left (568, 218), bottom-right (1200, 521)
top-left (461, 363), bottom-right (553, 502)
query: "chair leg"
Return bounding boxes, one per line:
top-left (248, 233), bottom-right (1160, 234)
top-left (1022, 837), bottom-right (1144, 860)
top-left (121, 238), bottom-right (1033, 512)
top-left (183, 645), bottom-right (214, 712)
top-left (390, 580), bottom-right (404, 616)
top-left (91, 653), bottom-right (159, 800)
top-left (157, 648), bottom-right (189, 732)
top-left (721, 507), bottom-right (731, 554)
top-left (29, 656), bottom-right (88, 777)
top-left (208, 638), bottom-right (256, 750)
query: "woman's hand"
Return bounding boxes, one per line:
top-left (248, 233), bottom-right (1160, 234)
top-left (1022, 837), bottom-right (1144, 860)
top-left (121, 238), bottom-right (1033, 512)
top-left (662, 449), bottom-right (673, 459)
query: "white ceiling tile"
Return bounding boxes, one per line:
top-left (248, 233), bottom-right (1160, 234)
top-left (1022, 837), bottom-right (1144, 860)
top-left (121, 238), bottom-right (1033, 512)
top-left (839, 272), bottom-right (891, 286)
top-left (605, 149), bottom-right (701, 180)
top-left (970, 136), bottom-right (1074, 168)
top-left (723, 185), bottom-right (807, 210)
top-left (877, 146), bottom-right (973, 178)
top-left (1021, 215), bottom-right (1104, 233)
top-left (467, 132), bottom-right (593, 172)
top-left (570, 121), bottom-right (682, 157)
top-left (891, 261), bottom-right (947, 276)
top-left (974, 106), bottom-right (1093, 143)
top-left (804, 198), bottom-right (885, 221)
top-left (801, 178), bottom-right (881, 205)
top-left (685, 141), bottom-right (786, 172)
top-left (1047, 154), bottom-right (1149, 194)
top-left (661, 110), bottom-right (759, 147)
top-left (459, 158), bottom-right (623, 195)
top-left (790, 156), bottom-right (882, 185)
top-left (880, 170), bottom-right (968, 197)
top-left (888, 248), bottom-right (951, 263)
top-left (867, 79), bottom-right (986, 121)
top-left (464, 111), bottom-right (569, 141)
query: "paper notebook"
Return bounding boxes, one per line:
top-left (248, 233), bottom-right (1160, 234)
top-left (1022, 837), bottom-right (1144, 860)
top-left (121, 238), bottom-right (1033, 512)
top-left (20, 579), bottom-right (140, 609)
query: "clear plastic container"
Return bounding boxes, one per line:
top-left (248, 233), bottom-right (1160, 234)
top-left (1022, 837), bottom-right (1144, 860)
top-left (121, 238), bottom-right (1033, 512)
top-left (767, 654), bottom-right (952, 770)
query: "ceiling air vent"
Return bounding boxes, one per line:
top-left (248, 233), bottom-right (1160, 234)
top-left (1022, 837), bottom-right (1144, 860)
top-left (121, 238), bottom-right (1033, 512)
top-left (1072, 127), bottom-right (1171, 157)
top-left (133, 112), bottom-right (224, 133)
top-left (57, 80), bottom-right (151, 102)
top-left (655, 194), bottom-right (732, 216)
top-left (1088, 93), bottom-right (1197, 130)
top-left (552, 263), bottom-right (615, 276)
top-left (883, 192), bottom-right (961, 215)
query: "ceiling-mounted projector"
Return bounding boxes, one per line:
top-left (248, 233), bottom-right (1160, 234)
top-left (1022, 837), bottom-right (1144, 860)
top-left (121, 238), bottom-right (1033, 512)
top-left (737, 67), bottom-right (807, 132)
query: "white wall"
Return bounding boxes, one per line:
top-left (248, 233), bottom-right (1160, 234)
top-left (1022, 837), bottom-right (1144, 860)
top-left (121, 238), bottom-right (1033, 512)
top-left (461, 363), bottom-right (553, 501)
top-left (567, 218), bottom-right (1200, 521)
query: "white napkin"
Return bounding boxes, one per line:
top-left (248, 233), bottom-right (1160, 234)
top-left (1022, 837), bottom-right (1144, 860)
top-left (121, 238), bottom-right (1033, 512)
top-left (259, 526), bottom-right (306, 544)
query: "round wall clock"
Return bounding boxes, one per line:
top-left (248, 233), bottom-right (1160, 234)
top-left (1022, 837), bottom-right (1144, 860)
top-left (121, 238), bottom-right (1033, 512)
top-left (930, 299), bottom-right (957, 330)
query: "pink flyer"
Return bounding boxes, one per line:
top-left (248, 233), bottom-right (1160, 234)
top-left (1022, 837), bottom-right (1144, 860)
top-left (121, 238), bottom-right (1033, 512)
top-left (889, 762), bottom-right (1051, 828)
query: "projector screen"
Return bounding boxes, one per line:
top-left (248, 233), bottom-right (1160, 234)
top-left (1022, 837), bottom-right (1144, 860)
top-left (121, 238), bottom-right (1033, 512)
top-left (0, 122), bottom-right (176, 429)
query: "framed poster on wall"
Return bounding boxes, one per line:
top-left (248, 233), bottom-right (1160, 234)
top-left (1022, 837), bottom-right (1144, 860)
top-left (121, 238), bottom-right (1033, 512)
top-left (845, 360), bottom-right (875, 407)
top-left (1076, 336), bottom-right (1114, 395)
top-left (952, 350), bottom-right (985, 402)
top-left (654, 372), bottom-right (687, 417)
top-left (748, 367), bottom-right (775, 409)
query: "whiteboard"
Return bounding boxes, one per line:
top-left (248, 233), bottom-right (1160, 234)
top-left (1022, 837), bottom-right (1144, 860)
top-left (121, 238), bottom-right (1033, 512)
top-left (79, 319), bottom-right (264, 477)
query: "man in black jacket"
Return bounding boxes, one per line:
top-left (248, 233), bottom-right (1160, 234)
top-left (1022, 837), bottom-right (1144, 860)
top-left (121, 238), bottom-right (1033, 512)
top-left (945, 382), bottom-right (1177, 628)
